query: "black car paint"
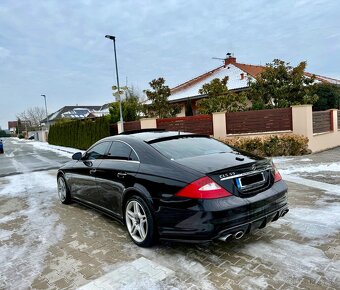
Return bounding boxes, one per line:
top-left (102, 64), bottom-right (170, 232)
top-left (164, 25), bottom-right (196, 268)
top-left (155, 181), bottom-right (288, 241)
top-left (58, 131), bottom-right (288, 242)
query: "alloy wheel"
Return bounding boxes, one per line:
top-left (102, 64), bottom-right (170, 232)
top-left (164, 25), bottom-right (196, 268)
top-left (57, 177), bottom-right (67, 202)
top-left (125, 200), bottom-right (148, 243)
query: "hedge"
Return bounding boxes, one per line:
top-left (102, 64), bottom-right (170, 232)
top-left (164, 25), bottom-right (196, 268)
top-left (220, 134), bottom-right (310, 157)
top-left (48, 117), bottom-right (110, 150)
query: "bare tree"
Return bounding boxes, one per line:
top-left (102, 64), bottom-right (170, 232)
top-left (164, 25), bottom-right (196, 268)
top-left (17, 106), bottom-right (46, 130)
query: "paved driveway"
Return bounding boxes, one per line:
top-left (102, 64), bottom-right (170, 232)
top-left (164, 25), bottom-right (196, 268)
top-left (0, 138), bottom-right (339, 289)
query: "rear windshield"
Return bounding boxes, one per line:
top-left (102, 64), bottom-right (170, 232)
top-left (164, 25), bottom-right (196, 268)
top-left (150, 137), bottom-right (233, 160)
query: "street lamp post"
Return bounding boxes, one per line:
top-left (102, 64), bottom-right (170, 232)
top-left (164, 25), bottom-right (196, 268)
top-left (41, 94), bottom-right (49, 129)
top-left (105, 34), bottom-right (124, 133)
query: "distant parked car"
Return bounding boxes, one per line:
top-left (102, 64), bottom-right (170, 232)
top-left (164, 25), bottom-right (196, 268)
top-left (28, 135), bottom-right (35, 140)
top-left (57, 130), bottom-right (288, 247)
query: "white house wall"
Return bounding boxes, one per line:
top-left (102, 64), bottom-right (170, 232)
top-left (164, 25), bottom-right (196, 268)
top-left (169, 64), bottom-right (252, 101)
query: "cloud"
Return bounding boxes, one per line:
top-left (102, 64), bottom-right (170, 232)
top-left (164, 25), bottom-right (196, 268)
top-left (0, 47), bottom-right (10, 60)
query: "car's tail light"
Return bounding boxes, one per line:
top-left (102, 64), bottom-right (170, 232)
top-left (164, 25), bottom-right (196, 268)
top-left (274, 170), bottom-right (282, 182)
top-left (176, 176), bottom-right (232, 199)
top-left (272, 163), bottom-right (282, 182)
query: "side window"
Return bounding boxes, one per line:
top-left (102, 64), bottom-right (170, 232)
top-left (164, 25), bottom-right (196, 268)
top-left (129, 150), bottom-right (139, 161)
top-left (86, 142), bottom-right (110, 160)
top-left (108, 141), bottom-right (139, 161)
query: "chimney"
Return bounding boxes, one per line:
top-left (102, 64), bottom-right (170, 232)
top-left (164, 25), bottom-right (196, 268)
top-left (224, 56), bottom-right (236, 66)
top-left (240, 73), bottom-right (244, 80)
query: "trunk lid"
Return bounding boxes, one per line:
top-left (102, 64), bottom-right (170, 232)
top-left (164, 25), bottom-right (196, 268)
top-left (175, 152), bottom-right (274, 197)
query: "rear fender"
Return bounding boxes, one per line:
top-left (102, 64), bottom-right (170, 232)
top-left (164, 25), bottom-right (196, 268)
top-left (122, 184), bottom-right (156, 213)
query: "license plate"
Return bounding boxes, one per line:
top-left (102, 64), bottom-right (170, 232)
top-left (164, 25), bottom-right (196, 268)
top-left (236, 173), bottom-right (265, 190)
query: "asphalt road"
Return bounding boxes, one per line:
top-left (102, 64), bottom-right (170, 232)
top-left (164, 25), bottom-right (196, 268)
top-left (0, 138), bottom-right (339, 290)
top-left (0, 138), bottom-right (70, 177)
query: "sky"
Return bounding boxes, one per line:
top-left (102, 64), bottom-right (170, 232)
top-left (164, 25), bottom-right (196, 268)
top-left (0, 0), bottom-right (339, 130)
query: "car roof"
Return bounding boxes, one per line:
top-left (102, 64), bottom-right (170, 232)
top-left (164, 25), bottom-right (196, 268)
top-left (102, 129), bottom-right (206, 143)
top-left (124, 131), bottom-right (195, 142)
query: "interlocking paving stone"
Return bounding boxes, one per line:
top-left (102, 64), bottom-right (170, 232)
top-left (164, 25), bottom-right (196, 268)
top-left (77, 257), bottom-right (174, 289)
top-left (1, 141), bottom-right (340, 289)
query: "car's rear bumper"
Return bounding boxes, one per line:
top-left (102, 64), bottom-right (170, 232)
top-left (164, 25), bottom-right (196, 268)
top-left (156, 180), bottom-right (288, 242)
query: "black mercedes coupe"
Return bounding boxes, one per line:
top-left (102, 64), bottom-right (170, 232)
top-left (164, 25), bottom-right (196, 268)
top-left (57, 130), bottom-right (288, 247)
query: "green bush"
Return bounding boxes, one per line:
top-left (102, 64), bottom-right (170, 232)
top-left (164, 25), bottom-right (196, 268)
top-left (48, 117), bottom-right (110, 150)
top-left (0, 130), bottom-right (10, 137)
top-left (18, 134), bottom-right (25, 139)
top-left (220, 134), bottom-right (310, 157)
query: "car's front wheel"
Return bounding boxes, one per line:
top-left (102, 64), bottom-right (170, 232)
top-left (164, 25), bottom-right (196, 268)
top-left (125, 196), bottom-right (156, 247)
top-left (57, 175), bottom-right (71, 204)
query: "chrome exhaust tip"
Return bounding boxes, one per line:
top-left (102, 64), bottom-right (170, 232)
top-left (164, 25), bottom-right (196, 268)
top-left (218, 234), bottom-right (233, 242)
top-left (234, 231), bottom-right (244, 239)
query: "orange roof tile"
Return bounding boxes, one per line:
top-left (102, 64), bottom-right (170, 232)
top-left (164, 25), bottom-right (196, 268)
top-left (233, 63), bottom-right (265, 78)
top-left (170, 58), bottom-right (340, 95)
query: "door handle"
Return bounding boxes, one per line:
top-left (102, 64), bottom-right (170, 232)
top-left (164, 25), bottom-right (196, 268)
top-left (90, 168), bottom-right (96, 175)
top-left (117, 172), bottom-right (127, 178)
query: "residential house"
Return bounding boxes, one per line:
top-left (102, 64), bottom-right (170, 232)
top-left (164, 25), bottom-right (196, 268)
top-left (8, 121), bottom-right (17, 133)
top-left (8, 120), bottom-right (31, 133)
top-left (41, 104), bottom-right (111, 126)
top-left (169, 55), bottom-right (340, 116)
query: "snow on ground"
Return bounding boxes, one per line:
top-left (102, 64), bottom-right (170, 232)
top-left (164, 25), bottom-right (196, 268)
top-left (1, 139), bottom-right (339, 289)
top-left (16, 138), bottom-right (85, 158)
top-left (286, 203), bottom-right (340, 240)
top-left (281, 174), bottom-right (340, 193)
top-left (239, 239), bottom-right (337, 285)
top-left (280, 162), bottom-right (340, 175)
top-left (132, 247), bottom-right (216, 290)
top-left (0, 171), bottom-right (64, 289)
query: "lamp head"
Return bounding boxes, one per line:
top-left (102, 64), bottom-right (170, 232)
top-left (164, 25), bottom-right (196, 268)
top-left (105, 35), bottom-right (115, 40)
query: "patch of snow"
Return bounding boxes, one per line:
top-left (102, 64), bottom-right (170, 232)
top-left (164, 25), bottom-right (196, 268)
top-left (286, 204), bottom-right (340, 239)
top-left (240, 276), bottom-right (269, 290)
top-left (299, 158), bottom-right (312, 162)
top-left (132, 247), bottom-right (216, 290)
top-left (272, 157), bottom-right (293, 164)
top-left (281, 174), bottom-right (340, 193)
top-left (0, 171), bottom-right (65, 289)
top-left (24, 140), bottom-right (85, 158)
top-left (4, 151), bottom-right (14, 158)
top-left (280, 162), bottom-right (340, 175)
top-left (239, 239), bottom-right (335, 285)
top-left (78, 257), bottom-right (174, 290)
top-left (0, 229), bottom-right (12, 240)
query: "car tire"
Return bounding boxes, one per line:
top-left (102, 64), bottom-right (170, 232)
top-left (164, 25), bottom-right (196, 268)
top-left (57, 175), bottom-right (71, 204)
top-left (125, 196), bottom-right (157, 247)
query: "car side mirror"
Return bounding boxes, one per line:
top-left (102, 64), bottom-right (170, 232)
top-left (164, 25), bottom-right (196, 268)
top-left (72, 152), bottom-right (83, 161)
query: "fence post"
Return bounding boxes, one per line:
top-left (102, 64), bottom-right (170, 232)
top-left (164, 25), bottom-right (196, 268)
top-left (291, 105), bottom-right (313, 138)
top-left (140, 118), bottom-right (157, 129)
top-left (117, 121), bottom-right (122, 134)
top-left (212, 112), bottom-right (227, 138)
top-left (331, 109), bottom-right (338, 131)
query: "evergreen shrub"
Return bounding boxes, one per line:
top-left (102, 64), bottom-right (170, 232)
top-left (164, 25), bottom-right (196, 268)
top-left (48, 117), bottom-right (110, 150)
top-left (220, 134), bottom-right (310, 157)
